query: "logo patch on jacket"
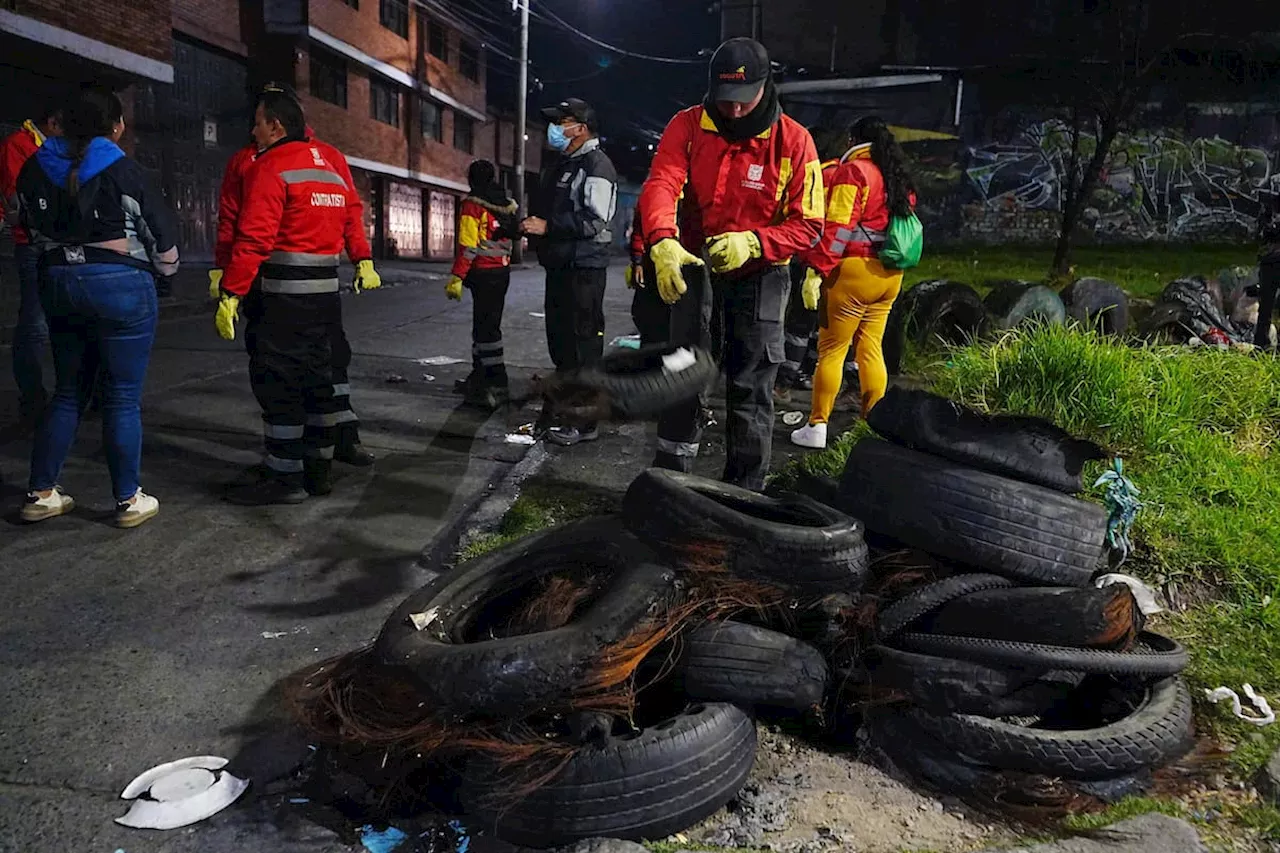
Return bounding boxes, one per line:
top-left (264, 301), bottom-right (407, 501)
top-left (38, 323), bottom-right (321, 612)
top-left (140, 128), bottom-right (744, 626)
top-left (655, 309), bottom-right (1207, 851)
top-left (311, 192), bottom-right (346, 208)
top-left (743, 164), bottom-right (766, 191)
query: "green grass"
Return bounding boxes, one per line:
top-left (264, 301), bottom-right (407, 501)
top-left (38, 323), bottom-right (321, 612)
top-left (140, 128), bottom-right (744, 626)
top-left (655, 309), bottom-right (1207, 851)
top-left (907, 244), bottom-right (1257, 301)
top-left (453, 480), bottom-right (619, 562)
top-left (1061, 796), bottom-right (1187, 832)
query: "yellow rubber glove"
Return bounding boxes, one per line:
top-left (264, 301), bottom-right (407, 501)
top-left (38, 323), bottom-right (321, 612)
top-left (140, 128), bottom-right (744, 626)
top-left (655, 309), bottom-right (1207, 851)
top-left (215, 294), bottom-right (241, 341)
top-left (706, 230), bottom-right (762, 274)
top-left (649, 238), bottom-right (703, 306)
top-left (802, 268), bottom-right (823, 311)
top-left (208, 268), bottom-right (224, 300)
top-left (445, 275), bottom-right (464, 301)
top-left (353, 259), bottom-right (381, 293)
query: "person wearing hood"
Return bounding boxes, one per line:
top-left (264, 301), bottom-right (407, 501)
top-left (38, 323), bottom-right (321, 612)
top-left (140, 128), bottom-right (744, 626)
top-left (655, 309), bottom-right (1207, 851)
top-left (446, 159), bottom-right (519, 409)
top-left (212, 82), bottom-right (380, 468)
top-left (638, 37), bottom-right (824, 491)
top-left (15, 86), bottom-right (179, 528)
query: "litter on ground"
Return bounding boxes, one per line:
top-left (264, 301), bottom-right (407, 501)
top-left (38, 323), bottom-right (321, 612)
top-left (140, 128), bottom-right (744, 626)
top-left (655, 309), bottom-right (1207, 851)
top-left (417, 356), bottom-right (466, 366)
top-left (1206, 684), bottom-right (1275, 727)
top-left (360, 824), bottom-right (408, 853)
top-left (504, 434), bottom-right (537, 445)
top-left (781, 411), bottom-right (806, 426)
top-left (610, 334), bottom-right (642, 349)
top-left (115, 756), bottom-right (249, 830)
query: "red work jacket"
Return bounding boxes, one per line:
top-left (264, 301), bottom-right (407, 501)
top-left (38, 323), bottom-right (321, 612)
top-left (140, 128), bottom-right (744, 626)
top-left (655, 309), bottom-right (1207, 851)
top-left (215, 129), bottom-right (369, 268)
top-left (451, 195), bottom-right (517, 279)
top-left (0, 122), bottom-right (45, 245)
top-left (801, 145), bottom-right (915, 277)
top-left (639, 105), bottom-right (823, 278)
top-left (221, 139), bottom-right (356, 297)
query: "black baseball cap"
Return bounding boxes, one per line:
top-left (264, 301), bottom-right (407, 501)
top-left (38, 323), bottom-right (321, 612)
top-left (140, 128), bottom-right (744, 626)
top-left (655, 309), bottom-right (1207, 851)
top-left (709, 37), bottom-right (770, 103)
top-left (541, 98), bottom-right (598, 132)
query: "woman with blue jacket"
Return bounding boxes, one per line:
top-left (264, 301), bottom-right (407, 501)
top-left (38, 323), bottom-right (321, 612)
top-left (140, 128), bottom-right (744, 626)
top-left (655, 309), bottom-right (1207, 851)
top-left (16, 86), bottom-right (179, 528)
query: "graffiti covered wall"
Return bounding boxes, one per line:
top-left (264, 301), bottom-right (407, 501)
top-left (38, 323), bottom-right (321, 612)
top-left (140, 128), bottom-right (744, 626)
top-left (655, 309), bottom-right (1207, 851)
top-left (950, 120), bottom-right (1280, 243)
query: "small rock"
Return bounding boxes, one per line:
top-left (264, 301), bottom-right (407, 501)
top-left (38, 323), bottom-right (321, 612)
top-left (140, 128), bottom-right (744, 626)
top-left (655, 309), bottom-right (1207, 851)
top-left (385, 374), bottom-right (407, 384)
top-left (971, 813), bottom-right (1206, 852)
top-left (556, 840), bottom-right (648, 853)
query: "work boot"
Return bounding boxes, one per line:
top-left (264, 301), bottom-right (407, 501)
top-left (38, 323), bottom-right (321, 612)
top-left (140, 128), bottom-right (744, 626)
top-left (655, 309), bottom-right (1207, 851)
top-left (304, 460), bottom-right (333, 496)
top-left (545, 424), bottom-right (599, 447)
top-left (224, 475), bottom-right (309, 506)
top-left (335, 442), bottom-right (376, 466)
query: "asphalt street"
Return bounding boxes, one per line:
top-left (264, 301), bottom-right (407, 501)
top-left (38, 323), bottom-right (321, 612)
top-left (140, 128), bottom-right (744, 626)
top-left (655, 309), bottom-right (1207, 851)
top-left (0, 263), bottom-right (640, 853)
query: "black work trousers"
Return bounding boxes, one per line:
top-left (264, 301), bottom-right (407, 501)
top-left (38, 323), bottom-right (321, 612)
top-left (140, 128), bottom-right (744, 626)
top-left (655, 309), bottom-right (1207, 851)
top-left (1255, 256), bottom-right (1280, 350)
top-left (646, 264), bottom-right (788, 492)
top-left (780, 261), bottom-right (819, 385)
top-left (467, 266), bottom-right (511, 387)
top-left (543, 266), bottom-right (607, 431)
top-left (243, 290), bottom-right (344, 483)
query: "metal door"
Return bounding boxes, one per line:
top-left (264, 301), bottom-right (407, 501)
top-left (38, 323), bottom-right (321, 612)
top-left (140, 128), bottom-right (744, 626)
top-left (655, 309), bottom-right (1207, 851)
top-left (427, 190), bottom-right (456, 259)
top-left (387, 181), bottom-right (424, 258)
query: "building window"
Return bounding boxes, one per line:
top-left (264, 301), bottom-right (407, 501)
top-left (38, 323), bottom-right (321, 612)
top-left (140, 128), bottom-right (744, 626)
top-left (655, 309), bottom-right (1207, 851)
top-left (454, 115), bottom-right (474, 153)
top-left (459, 40), bottom-right (479, 81)
top-left (421, 100), bottom-right (443, 143)
top-left (309, 48), bottom-right (347, 108)
top-left (428, 19), bottom-right (448, 62)
top-left (379, 0), bottom-right (408, 38)
top-left (370, 77), bottom-right (401, 127)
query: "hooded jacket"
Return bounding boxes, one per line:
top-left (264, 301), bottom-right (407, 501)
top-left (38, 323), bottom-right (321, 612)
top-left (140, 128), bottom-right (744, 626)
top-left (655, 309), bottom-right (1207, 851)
top-left (17, 136), bottom-right (179, 276)
top-left (452, 189), bottom-right (518, 279)
top-left (1, 121), bottom-right (46, 245)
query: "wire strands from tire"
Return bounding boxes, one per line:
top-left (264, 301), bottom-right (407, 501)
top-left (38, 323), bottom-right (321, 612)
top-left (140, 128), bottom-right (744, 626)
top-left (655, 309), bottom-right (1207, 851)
top-left (896, 631), bottom-right (1189, 677)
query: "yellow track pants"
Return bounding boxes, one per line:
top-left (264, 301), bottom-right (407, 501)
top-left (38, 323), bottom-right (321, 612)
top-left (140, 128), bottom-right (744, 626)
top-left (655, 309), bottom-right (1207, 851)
top-left (809, 256), bottom-right (903, 424)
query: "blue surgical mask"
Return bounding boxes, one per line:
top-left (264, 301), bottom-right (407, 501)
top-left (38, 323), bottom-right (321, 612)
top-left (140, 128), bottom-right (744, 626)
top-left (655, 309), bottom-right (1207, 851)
top-left (547, 123), bottom-right (572, 152)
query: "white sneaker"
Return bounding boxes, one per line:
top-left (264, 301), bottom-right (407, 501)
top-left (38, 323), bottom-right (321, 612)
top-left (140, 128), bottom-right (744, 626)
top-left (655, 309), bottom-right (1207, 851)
top-left (791, 423), bottom-right (828, 450)
top-left (22, 486), bottom-right (75, 523)
top-left (116, 489), bottom-right (159, 529)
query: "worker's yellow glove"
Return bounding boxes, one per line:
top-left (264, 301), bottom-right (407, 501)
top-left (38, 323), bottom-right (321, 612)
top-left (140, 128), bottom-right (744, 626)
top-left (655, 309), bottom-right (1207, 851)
top-left (353, 259), bottom-right (381, 293)
top-left (445, 275), bottom-right (464, 301)
top-left (208, 269), bottom-right (224, 300)
top-left (649, 238), bottom-right (703, 305)
top-left (706, 230), bottom-right (762, 274)
top-left (802, 268), bottom-right (823, 311)
top-left (215, 293), bottom-right (241, 341)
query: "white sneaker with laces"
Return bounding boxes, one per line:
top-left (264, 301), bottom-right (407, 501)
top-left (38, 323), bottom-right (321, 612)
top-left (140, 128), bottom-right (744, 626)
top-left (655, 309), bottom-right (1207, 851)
top-left (116, 489), bottom-right (160, 529)
top-left (22, 486), bottom-right (75, 522)
top-left (790, 422), bottom-right (828, 450)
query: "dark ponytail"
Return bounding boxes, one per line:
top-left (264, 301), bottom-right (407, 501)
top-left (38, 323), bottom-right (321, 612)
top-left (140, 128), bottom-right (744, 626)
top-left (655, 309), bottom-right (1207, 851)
top-left (61, 86), bottom-right (123, 196)
top-left (851, 116), bottom-right (916, 219)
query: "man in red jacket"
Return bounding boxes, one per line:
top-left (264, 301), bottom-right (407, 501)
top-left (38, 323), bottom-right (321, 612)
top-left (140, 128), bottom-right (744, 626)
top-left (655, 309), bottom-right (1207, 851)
top-left (212, 91), bottom-right (363, 505)
top-left (212, 82), bottom-right (380, 467)
top-left (1, 98), bottom-right (62, 420)
top-left (639, 37), bottom-right (824, 490)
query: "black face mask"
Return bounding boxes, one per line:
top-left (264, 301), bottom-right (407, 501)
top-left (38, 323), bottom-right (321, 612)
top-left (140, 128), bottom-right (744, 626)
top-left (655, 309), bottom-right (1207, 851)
top-left (703, 78), bottom-right (782, 142)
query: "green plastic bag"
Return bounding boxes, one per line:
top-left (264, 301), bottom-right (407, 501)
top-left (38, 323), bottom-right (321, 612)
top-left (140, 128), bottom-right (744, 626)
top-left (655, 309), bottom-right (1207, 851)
top-left (880, 212), bottom-right (924, 270)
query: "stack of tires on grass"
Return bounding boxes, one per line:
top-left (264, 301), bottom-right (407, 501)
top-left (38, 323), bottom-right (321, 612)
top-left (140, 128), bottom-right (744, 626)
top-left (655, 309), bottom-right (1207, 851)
top-left (841, 387), bottom-right (1195, 808)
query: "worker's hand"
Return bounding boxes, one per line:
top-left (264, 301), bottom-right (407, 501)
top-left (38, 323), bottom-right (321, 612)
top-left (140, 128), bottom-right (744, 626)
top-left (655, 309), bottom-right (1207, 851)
top-left (445, 275), bottom-right (464, 301)
top-left (208, 268), bottom-right (224, 300)
top-left (802, 268), bottom-right (823, 311)
top-left (215, 293), bottom-right (241, 341)
top-left (353, 260), bottom-right (382, 293)
top-left (706, 231), bottom-right (762, 274)
top-left (625, 257), bottom-right (645, 290)
top-left (522, 216), bottom-right (547, 236)
top-left (649, 238), bottom-right (703, 305)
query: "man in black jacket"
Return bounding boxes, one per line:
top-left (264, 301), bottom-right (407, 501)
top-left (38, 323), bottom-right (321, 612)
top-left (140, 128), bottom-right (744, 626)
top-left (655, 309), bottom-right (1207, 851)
top-left (524, 98), bottom-right (618, 447)
top-left (1256, 194), bottom-right (1280, 350)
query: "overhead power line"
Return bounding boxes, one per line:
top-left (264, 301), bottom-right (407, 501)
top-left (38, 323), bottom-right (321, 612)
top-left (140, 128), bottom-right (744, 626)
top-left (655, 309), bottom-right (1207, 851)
top-left (532, 4), bottom-right (706, 65)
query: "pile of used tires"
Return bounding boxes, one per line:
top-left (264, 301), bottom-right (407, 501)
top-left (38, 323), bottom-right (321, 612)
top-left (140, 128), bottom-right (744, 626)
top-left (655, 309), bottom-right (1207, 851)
top-left (289, 388), bottom-right (1193, 846)
top-left (844, 388), bottom-right (1194, 809)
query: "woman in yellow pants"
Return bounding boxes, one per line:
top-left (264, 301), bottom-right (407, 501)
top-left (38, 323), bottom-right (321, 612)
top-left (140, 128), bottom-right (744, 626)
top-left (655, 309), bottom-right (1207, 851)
top-left (791, 117), bottom-right (917, 450)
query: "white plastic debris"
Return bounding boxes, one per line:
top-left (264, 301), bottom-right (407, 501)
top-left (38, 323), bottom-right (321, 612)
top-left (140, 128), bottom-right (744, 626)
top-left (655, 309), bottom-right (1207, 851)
top-left (1095, 573), bottom-right (1165, 615)
top-left (781, 411), bottom-right (805, 426)
top-left (417, 356), bottom-right (466, 366)
top-left (504, 434), bottom-right (537, 446)
top-left (529, 312), bottom-right (546, 318)
top-left (1205, 684), bottom-right (1275, 727)
top-left (409, 607), bottom-right (440, 631)
top-left (115, 756), bottom-right (249, 830)
top-left (661, 347), bottom-right (697, 374)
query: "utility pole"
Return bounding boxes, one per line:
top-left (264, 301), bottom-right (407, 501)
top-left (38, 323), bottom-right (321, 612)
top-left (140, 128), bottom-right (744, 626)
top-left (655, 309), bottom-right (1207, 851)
top-left (513, 0), bottom-right (530, 263)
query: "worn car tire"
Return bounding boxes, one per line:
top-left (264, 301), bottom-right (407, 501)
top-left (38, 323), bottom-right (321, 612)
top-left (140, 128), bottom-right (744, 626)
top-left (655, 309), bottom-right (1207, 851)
top-left (983, 281), bottom-right (1068, 331)
top-left (567, 344), bottom-right (718, 420)
top-left (865, 645), bottom-right (1084, 717)
top-left (906, 677), bottom-right (1194, 779)
top-left (624, 469), bottom-right (869, 593)
top-left (1138, 301), bottom-right (1194, 345)
top-left (897, 631), bottom-right (1188, 677)
top-left (882, 280), bottom-right (988, 375)
top-left (876, 573), bottom-right (1016, 640)
top-left (1063, 277), bottom-right (1131, 336)
top-left (837, 439), bottom-right (1107, 585)
top-left (866, 710), bottom-right (1153, 803)
top-left (461, 703), bottom-right (757, 847)
top-left (374, 517), bottom-right (679, 718)
top-left (671, 621), bottom-right (828, 715)
top-left (925, 586), bottom-right (1144, 650)
top-left (865, 387), bottom-right (1107, 494)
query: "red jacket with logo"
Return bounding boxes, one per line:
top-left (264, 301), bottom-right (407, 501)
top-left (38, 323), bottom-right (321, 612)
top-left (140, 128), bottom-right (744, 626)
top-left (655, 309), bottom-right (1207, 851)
top-left (221, 139), bottom-right (357, 297)
top-left (639, 105), bottom-right (824, 277)
top-left (801, 145), bottom-right (915, 276)
top-left (451, 195), bottom-right (518, 279)
top-left (215, 129), bottom-right (369, 268)
top-left (1, 123), bottom-right (45, 245)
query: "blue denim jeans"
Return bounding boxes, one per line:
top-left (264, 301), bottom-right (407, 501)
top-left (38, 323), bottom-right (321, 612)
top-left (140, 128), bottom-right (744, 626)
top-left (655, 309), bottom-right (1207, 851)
top-left (12, 244), bottom-right (50, 408)
top-left (30, 264), bottom-right (158, 502)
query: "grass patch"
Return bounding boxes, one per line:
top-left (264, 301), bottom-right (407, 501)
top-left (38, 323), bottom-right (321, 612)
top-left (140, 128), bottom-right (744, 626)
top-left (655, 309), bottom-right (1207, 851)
top-left (453, 480), bottom-right (619, 562)
top-left (908, 244), bottom-right (1256, 301)
top-left (1061, 796), bottom-right (1186, 832)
